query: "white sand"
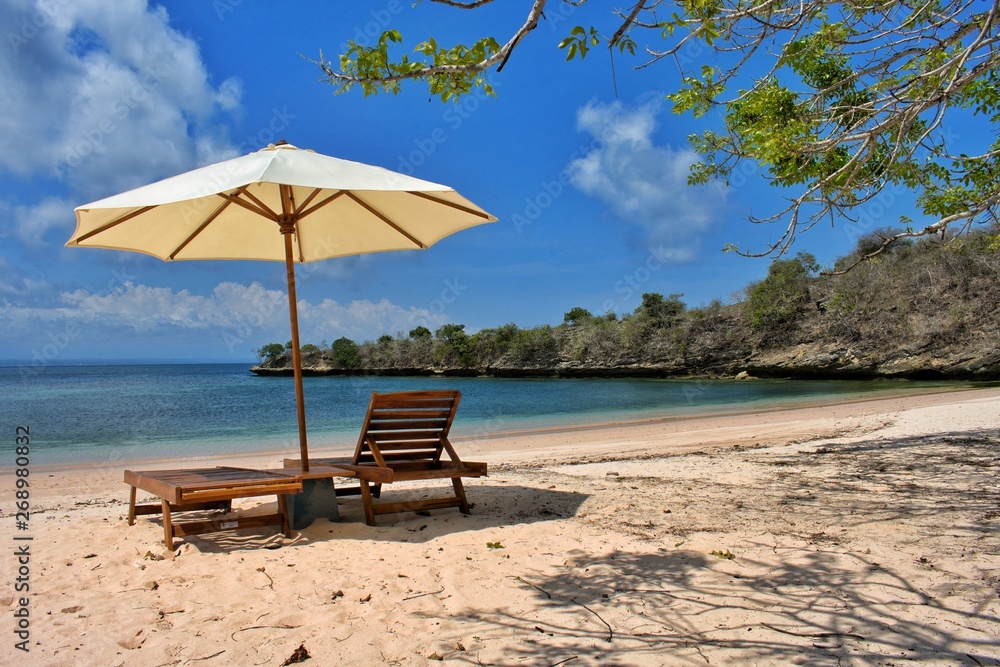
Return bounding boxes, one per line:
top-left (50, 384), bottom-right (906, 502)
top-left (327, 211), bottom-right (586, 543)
top-left (2, 387), bottom-right (998, 665)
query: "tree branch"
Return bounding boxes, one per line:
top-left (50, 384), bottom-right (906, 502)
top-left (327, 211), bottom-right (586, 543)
top-left (320, 0), bottom-right (547, 90)
top-left (609, 1), bottom-right (646, 49)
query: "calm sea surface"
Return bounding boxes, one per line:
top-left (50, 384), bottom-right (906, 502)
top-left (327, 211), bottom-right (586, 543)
top-left (1, 363), bottom-right (973, 466)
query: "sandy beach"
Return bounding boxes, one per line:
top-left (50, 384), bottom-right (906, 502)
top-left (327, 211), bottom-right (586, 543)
top-left (3, 386), bottom-right (999, 666)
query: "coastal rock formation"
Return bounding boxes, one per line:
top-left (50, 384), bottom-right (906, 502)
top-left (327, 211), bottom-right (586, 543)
top-left (253, 231), bottom-right (1000, 381)
top-left (252, 339), bottom-right (1000, 380)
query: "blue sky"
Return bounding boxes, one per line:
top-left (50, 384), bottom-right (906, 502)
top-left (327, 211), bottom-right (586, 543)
top-left (0, 0), bottom-right (926, 363)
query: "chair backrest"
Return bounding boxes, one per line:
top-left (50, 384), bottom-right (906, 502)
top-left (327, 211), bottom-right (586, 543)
top-left (352, 390), bottom-right (462, 467)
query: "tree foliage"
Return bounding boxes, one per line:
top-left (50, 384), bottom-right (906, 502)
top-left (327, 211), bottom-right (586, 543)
top-left (637, 292), bottom-right (686, 320)
top-left (563, 306), bottom-right (594, 325)
top-left (256, 342), bottom-right (286, 365)
top-left (435, 323), bottom-right (474, 366)
top-left (331, 336), bottom-right (360, 369)
top-left (409, 325), bottom-right (432, 340)
top-left (745, 252), bottom-right (819, 331)
top-left (319, 0), bottom-right (1000, 263)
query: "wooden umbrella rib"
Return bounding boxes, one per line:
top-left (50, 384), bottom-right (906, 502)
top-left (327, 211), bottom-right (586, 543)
top-left (292, 188), bottom-right (322, 261)
top-left (407, 191), bottom-right (493, 219)
top-left (240, 187), bottom-right (281, 221)
top-left (217, 189), bottom-right (279, 222)
top-left (346, 192), bottom-right (426, 249)
top-left (297, 190), bottom-right (346, 220)
top-left (168, 199), bottom-right (232, 260)
top-left (73, 205), bottom-right (157, 243)
top-left (293, 187), bottom-right (323, 216)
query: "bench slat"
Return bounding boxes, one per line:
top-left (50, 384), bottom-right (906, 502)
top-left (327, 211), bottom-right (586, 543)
top-left (367, 441), bottom-right (440, 452)
top-left (170, 513), bottom-right (285, 537)
top-left (370, 409), bottom-right (452, 420)
top-left (366, 419), bottom-right (449, 430)
top-left (371, 497), bottom-right (463, 515)
top-left (369, 431), bottom-right (441, 442)
top-left (372, 397), bottom-right (456, 409)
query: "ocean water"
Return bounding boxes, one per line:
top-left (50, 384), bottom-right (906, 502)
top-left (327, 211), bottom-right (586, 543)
top-left (1, 363), bottom-right (971, 467)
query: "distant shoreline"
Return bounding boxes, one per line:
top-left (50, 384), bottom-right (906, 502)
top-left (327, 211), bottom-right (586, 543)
top-left (250, 362), bottom-right (999, 381)
top-left (8, 382), bottom-right (986, 475)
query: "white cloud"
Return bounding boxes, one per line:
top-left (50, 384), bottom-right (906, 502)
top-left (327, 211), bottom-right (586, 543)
top-left (0, 0), bottom-right (242, 204)
top-left (297, 297), bottom-right (448, 343)
top-left (566, 99), bottom-right (726, 261)
top-left (14, 197), bottom-right (75, 244)
top-left (2, 281), bottom-right (445, 349)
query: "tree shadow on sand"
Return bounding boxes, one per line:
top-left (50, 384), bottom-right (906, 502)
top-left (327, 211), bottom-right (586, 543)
top-left (426, 545), bottom-right (999, 666)
top-left (408, 429), bottom-right (1000, 665)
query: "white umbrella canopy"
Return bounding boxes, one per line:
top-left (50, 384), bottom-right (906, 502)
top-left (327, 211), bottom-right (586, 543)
top-left (68, 142), bottom-right (497, 470)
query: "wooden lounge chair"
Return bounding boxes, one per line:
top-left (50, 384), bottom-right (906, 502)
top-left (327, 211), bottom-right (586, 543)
top-left (125, 467), bottom-right (302, 549)
top-left (294, 390), bottom-right (487, 525)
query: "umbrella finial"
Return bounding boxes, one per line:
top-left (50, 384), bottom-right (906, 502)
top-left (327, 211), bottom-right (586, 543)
top-left (275, 139), bottom-right (289, 146)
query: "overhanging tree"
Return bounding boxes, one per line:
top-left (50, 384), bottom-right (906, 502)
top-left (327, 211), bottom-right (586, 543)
top-left (315, 1), bottom-right (1000, 266)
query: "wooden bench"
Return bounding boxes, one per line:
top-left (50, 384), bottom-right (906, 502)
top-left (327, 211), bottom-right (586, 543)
top-left (125, 467), bottom-right (302, 549)
top-left (288, 390), bottom-right (487, 525)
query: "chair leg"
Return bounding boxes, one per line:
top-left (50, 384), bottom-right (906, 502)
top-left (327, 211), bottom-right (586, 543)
top-left (128, 486), bottom-right (137, 526)
top-left (161, 499), bottom-right (174, 550)
top-left (278, 494), bottom-right (292, 538)
top-left (359, 480), bottom-right (377, 526)
top-left (453, 478), bottom-right (471, 515)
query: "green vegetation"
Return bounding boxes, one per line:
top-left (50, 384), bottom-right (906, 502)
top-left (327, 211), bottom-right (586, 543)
top-left (330, 337), bottom-right (360, 369)
top-left (256, 226), bottom-right (1000, 379)
top-left (316, 1), bottom-right (1000, 260)
top-left (563, 307), bottom-right (593, 326)
top-left (255, 342), bottom-right (285, 365)
top-left (409, 326), bottom-right (431, 340)
top-left (745, 253), bottom-right (818, 333)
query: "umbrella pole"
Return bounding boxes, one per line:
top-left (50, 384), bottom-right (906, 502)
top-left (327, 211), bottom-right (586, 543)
top-left (282, 231), bottom-right (310, 472)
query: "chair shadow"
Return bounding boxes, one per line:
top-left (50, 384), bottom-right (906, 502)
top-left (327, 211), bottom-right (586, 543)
top-left (139, 481), bottom-right (589, 552)
top-left (298, 481), bottom-right (591, 545)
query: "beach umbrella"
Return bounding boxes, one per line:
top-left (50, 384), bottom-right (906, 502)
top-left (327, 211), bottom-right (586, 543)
top-left (67, 142), bottom-right (496, 471)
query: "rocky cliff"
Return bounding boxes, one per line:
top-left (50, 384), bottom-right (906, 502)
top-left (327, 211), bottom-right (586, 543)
top-left (252, 230), bottom-right (1000, 381)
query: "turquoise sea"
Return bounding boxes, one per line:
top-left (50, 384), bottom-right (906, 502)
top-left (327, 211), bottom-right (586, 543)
top-left (1, 363), bottom-right (975, 467)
